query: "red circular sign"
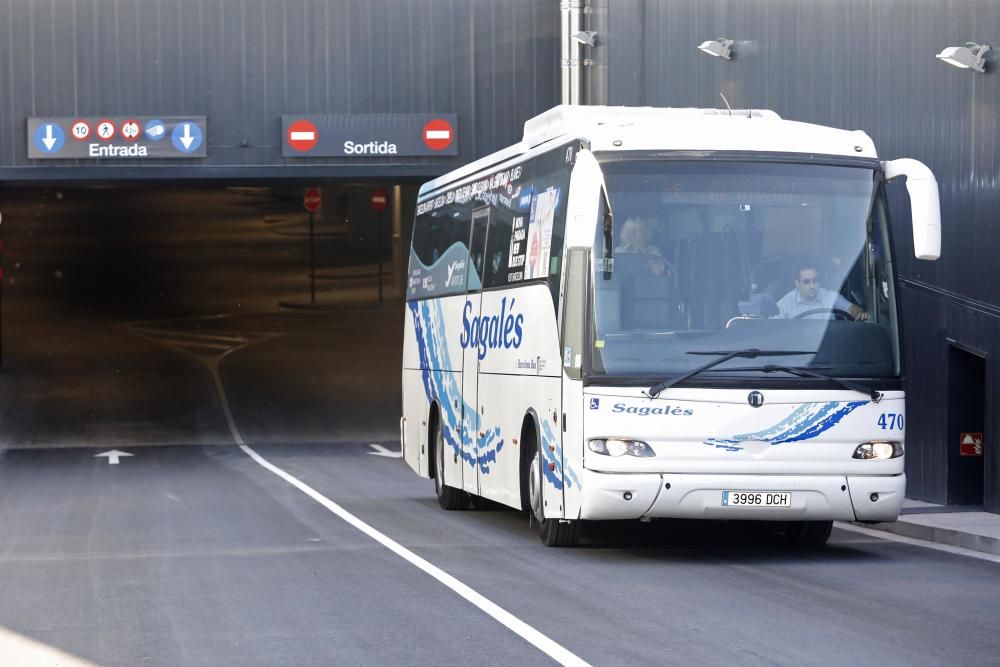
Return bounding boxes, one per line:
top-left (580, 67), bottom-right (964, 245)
top-left (70, 120), bottom-right (91, 141)
top-left (96, 120), bottom-right (116, 141)
top-left (303, 187), bottom-right (322, 212)
top-left (422, 119), bottom-right (454, 151)
top-left (370, 189), bottom-right (388, 211)
top-left (287, 120), bottom-right (319, 152)
top-left (121, 119), bottom-right (141, 142)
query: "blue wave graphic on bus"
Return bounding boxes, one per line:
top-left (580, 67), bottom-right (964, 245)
top-left (704, 401), bottom-right (867, 452)
top-left (540, 418), bottom-right (579, 490)
top-left (409, 300), bottom-right (503, 473)
top-left (409, 299), bottom-right (578, 489)
top-left (408, 242), bottom-right (481, 293)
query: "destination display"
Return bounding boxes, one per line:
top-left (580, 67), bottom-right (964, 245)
top-left (281, 114), bottom-right (458, 157)
top-left (27, 117), bottom-right (208, 159)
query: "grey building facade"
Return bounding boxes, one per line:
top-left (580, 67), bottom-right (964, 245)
top-left (0, 0), bottom-right (559, 182)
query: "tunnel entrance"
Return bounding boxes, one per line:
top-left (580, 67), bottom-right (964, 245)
top-left (0, 182), bottom-right (417, 449)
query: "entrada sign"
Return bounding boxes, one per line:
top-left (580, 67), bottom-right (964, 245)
top-left (27, 117), bottom-right (208, 159)
top-left (281, 114), bottom-right (458, 158)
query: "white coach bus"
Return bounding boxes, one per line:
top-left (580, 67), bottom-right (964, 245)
top-left (401, 106), bottom-right (940, 547)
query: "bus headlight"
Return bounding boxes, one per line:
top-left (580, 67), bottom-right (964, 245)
top-left (588, 438), bottom-right (655, 457)
top-left (852, 441), bottom-right (903, 460)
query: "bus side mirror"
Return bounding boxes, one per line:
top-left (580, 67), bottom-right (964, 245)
top-left (883, 158), bottom-right (941, 261)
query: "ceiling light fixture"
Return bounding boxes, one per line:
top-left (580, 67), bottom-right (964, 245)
top-left (935, 42), bottom-right (990, 73)
top-left (698, 38), bottom-right (734, 60)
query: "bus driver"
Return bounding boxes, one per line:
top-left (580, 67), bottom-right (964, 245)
top-left (774, 263), bottom-right (867, 320)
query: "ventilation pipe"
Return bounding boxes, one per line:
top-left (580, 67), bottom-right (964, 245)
top-left (560, 0), bottom-right (588, 105)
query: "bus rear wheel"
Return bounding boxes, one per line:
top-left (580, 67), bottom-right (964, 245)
top-left (433, 418), bottom-right (469, 511)
top-left (785, 520), bottom-right (833, 547)
top-left (526, 446), bottom-right (578, 548)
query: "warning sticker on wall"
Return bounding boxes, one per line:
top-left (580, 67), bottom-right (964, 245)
top-left (960, 432), bottom-right (984, 457)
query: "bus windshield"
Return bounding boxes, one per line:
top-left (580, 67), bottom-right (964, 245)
top-left (589, 159), bottom-right (900, 382)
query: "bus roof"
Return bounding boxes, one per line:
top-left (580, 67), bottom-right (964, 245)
top-left (418, 105), bottom-right (877, 199)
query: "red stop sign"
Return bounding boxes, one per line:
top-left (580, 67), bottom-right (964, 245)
top-left (303, 188), bottom-right (322, 212)
top-left (422, 118), bottom-right (454, 151)
top-left (370, 189), bottom-right (388, 211)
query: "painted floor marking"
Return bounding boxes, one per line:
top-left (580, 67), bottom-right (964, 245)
top-left (192, 327), bottom-right (588, 666)
top-left (240, 443), bottom-right (589, 667)
top-left (368, 443), bottom-right (402, 458)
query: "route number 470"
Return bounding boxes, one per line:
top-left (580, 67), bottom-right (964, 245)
top-left (878, 413), bottom-right (904, 430)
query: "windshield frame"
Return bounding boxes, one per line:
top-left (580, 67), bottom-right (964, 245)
top-left (581, 153), bottom-right (905, 391)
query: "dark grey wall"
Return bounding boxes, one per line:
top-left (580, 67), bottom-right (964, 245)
top-left (0, 0), bottom-right (559, 182)
top-left (607, 0), bottom-right (1000, 509)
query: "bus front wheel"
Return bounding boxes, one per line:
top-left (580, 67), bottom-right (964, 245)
top-left (526, 447), bottom-right (578, 548)
top-left (433, 418), bottom-right (469, 511)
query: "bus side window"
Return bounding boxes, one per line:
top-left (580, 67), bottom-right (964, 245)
top-left (469, 207), bottom-right (490, 290)
top-left (561, 249), bottom-right (588, 379)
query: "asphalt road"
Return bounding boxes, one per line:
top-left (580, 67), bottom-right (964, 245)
top-left (0, 187), bottom-right (996, 666)
top-left (0, 443), bottom-right (997, 666)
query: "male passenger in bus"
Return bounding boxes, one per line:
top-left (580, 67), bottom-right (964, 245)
top-left (773, 263), bottom-right (867, 321)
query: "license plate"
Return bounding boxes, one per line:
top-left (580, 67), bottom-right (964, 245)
top-left (721, 491), bottom-right (792, 507)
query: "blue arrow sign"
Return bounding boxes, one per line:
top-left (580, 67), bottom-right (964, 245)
top-left (32, 123), bottom-right (65, 154)
top-left (171, 122), bottom-right (203, 153)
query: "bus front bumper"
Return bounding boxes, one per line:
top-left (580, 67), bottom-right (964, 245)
top-left (579, 470), bottom-right (906, 522)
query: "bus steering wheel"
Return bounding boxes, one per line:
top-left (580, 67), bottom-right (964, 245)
top-left (793, 308), bottom-right (854, 321)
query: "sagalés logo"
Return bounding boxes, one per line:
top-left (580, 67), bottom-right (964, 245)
top-left (460, 297), bottom-right (524, 360)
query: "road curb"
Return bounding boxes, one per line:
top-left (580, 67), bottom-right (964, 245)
top-left (854, 520), bottom-right (1000, 556)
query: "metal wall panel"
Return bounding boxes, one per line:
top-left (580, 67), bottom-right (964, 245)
top-left (608, 0), bottom-right (1000, 508)
top-left (0, 0), bottom-right (559, 181)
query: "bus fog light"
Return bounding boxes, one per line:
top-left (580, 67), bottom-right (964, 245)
top-left (588, 438), bottom-right (655, 457)
top-left (852, 441), bottom-right (903, 460)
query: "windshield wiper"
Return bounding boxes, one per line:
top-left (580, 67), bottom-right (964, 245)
top-left (647, 349), bottom-right (815, 398)
top-left (713, 364), bottom-right (883, 403)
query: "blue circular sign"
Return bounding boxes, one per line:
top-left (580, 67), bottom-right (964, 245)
top-left (144, 119), bottom-right (167, 141)
top-left (33, 122), bottom-right (66, 154)
top-left (171, 122), bottom-right (203, 153)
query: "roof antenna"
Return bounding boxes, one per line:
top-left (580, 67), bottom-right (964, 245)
top-left (719, 92), bottom-right (733, 116)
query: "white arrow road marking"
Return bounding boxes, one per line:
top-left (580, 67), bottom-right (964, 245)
top-left (94, 450), bottom-right (134, 465)
top-left (368, 443), bottom-right (401, 458)
top-left (42, 125), bottom-right (57, 150)
top-left (180, 123), bottom-right (194, 149)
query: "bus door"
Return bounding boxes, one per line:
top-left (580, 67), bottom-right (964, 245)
top-left (460, 207), bottom-right (491, 495)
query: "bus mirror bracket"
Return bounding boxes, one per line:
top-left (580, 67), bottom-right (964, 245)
top-left (883, 158), bottom-right (941, 261)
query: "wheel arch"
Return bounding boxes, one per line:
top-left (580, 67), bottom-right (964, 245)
top-left (519, 409), bottom-right (542, 511)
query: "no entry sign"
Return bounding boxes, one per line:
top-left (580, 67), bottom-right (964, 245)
top-left (303, 188), bottom-right (322, 212)
top-left (280, 114), bottom-right (458, 157)
top-left (370, 189), bottom-right (388, 211)
top-left (287, 119), bottom-right (320, 152)
top-left (422, 118), bottom-right (454, 151)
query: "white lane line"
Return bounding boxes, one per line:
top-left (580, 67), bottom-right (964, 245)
top-left (240, 444), bottom-right (589, 666)
top-left (201, 345), bottom-right (588, 665)
top-left (836, 522), bottom-right (1000, 564)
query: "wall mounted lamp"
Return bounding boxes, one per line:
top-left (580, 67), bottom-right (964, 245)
top-left (935, 42), bottom-right (990, 73)
top-left (698, 38), bottom-right (734, 60)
